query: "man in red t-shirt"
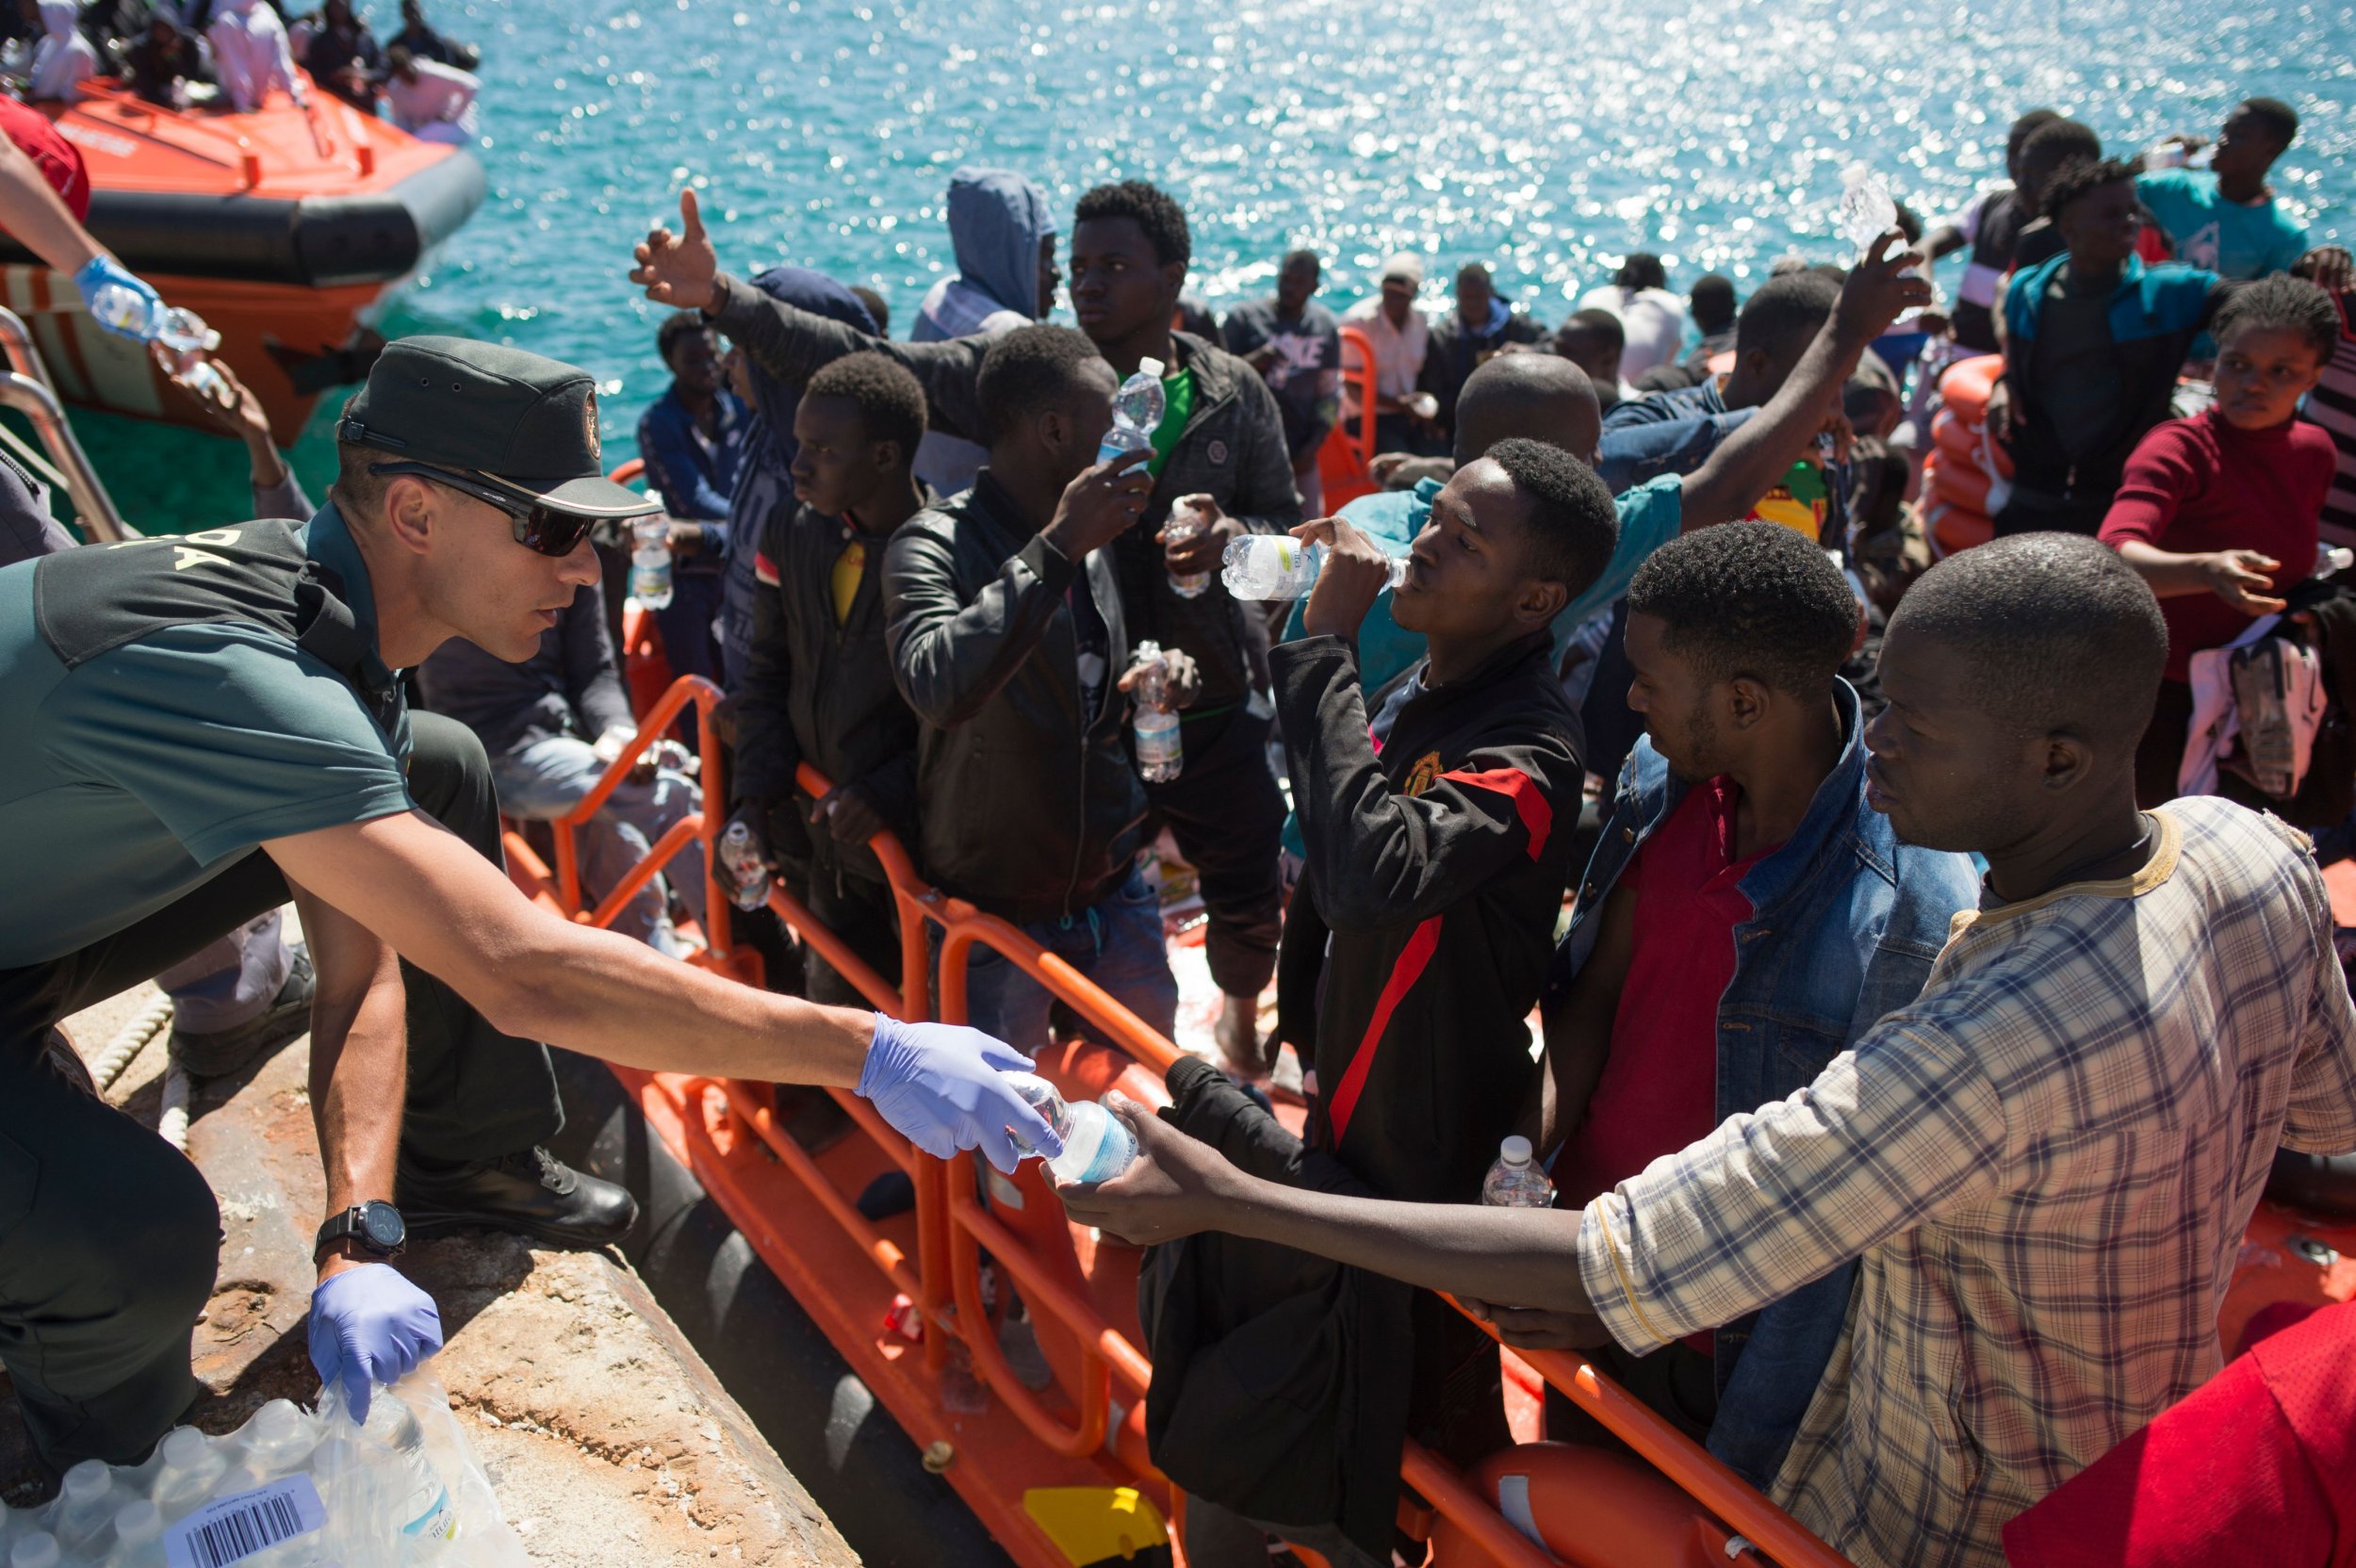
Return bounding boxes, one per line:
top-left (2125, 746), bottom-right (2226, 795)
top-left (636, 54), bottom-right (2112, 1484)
top-left (2004, 1298), bottom-right (2356, 1567)
top-left (0, 94), bottom-right (164, 339)
top-left (1530, 523), bottom-right (1979, 1479)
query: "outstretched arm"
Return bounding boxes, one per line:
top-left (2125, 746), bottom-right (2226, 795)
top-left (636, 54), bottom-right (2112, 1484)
top-left (1059, 1096), bottom-right (1608, 1333)
top-left (262, 808), bottom-right (1056, 1169)
top-left (1677, 231), bottom-right (1928, 531)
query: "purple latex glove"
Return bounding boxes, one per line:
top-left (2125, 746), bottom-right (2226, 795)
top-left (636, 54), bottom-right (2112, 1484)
top-left (309, 1263), bottom-right (443, 1422)
top-left (857, 1014), bottom-right (1061, 1172)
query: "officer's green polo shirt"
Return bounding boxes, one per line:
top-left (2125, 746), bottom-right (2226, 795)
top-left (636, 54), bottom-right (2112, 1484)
top-left (0, 506), bottom-right (417, 970)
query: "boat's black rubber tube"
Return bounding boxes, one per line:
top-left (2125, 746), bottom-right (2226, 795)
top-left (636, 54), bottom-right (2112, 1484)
top-left (548, 1049), bottom-right (1015, 1568)
top-left (0, 149), bottom-right (486, 288)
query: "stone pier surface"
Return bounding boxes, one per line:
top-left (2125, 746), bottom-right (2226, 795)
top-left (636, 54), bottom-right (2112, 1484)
top-left (1, 976), bottom-right (860, 1568)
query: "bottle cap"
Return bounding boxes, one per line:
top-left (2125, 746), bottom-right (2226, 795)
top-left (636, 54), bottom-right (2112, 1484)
top-left (160, 1426), bottom-right (210, 1466)
top-left (1499, 1135), bottom-right (1532, 1165)
top-left (114, 1501), bottom-right (162, 1542)
top-left (1138, 357), bottom-right (1164, 379)
top-left (61, 1460), bottom-right (109, 1500)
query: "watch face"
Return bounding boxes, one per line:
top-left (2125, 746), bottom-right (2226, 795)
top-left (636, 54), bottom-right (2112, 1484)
top-left (359, 1201), bottom-right (406, 1250)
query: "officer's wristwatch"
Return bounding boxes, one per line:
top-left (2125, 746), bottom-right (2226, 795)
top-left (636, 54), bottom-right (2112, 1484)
top-left (315, 1200), bottom-right (407, 1265)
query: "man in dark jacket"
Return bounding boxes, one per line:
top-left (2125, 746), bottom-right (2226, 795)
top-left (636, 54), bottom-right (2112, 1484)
top-left (1179, 439), bottom-right (1609, 1563)
top-left (729, 352), bottom-right (930, 1006)
top-left (1416, 262), bottom-right (1543, 442)
top-left (634, 310), bottom-right (746, 684)
top-left (1993, 157), bottom-right (2232, 536)
top-left (417, 583), bottom-right (705, 956)
top-left (633, 179), bottom-right (1297, 1070)
top-left (881, 325), bottom-right (1195, 1047)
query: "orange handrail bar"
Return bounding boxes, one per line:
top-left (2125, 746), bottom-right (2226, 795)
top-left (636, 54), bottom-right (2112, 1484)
top-left (1337, 323), bottom-right (1381, 473)
top-left (1399, 1441), bottom-right (1564, 1568)
top-left (549, 673), bottom-right (737, 957)
top-left (1460, 1314), bottom-right (1852, 1568)
top-left (704, 1078), bottom-right (923, 1300)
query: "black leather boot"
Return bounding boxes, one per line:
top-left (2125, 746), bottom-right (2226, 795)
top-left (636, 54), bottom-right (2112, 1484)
top-left (397, 1146), bottom-right (639, 1248)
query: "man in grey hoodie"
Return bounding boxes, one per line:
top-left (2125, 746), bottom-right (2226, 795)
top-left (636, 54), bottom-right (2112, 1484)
top-left (910, 167), bottom-right (1061, 498)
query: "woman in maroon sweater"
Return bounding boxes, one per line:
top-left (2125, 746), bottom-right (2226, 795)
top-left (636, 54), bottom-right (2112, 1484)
top-left (2099, 276), bottom-right (2341, 807)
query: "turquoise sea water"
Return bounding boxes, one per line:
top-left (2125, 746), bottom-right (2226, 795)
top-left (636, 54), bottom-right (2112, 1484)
top-left (66, 0), bottom-right (2356, 529)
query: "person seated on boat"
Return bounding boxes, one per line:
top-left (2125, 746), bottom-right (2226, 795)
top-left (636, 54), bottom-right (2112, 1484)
top-left (1340, 251), bottom-right (1443, 459)
top-left (728, 352), bottom-right (930, 1008)
top-left (417, 583), bottom-right (710, 957)
top-left (908, 167), bottom-right (1057, 495)
top-left (1908, 108), bottom-right (2060, 353)
top-left (2002, 1298), bottom-right (2356, 1568)
top-left (2098, 275), bottom-right (2343, 809)
top-left (1415, 262), bottom-right (1542, 447)
top-left (125, 4), bottom-right (208, 108)
top-left (880, 323), bottom-right (1192, 1050)
top-left (1605, 269), bottom-right (1838, 436)
top-left (1535, 522), bottom-right (1977, 1488)
top-left (206, 0), bottom-right (306, 112)
top-left (1988, 156), bottom-right (2235, 537)
top-left (1223, 248), bottom-right (1342, 515)
top-left (0, 93), bottom-right (169, 340)
top-left (380, 43), bottom-right (475, 144)
top-left (1551, 307), bottom-right (1635, 411)
top-left (0, 335), bottom-right (1055, 1474)
top-left (302, 0), bottom-right (382, 111)
top-left (1063, 532), bottom-right (2356, 1568)
top-left (2136, 97), bottom-right (2309, 282)
top-left (635, 178), bottom-right (1298, 1078)
top-left (1677, 270), bottom-right (1740, 380)
top-left (634, 309), bottom-right (746, 685)
top-left (389, 0), bottom-right (466, 68)
top-left (23, 0), bottom-right (95, 101)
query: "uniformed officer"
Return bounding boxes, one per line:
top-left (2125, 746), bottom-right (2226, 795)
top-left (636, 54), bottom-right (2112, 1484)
top-left (0, 337), bottom-right (1055, 1469)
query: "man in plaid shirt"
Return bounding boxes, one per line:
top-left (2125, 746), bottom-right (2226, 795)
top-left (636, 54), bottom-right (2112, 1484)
top-left (1062, 534), bottom-right (2356, 1568)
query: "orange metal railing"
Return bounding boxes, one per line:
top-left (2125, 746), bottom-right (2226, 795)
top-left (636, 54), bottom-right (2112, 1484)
top-left (541, 678), bottom-right (1853, 1568)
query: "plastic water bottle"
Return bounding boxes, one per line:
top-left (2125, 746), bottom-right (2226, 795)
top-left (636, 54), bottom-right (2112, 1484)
top-left (1836, 164), bottom-right (1899, 255)
top-left (220, 1400), bottom-right (320, 1493)
top-left (9, 1532), bottom-right (59, 1568)
top-left (716, 820), bottom-right (771, 912)
top-left (1219, 535), bottom-right (1407, 600)
top-left (149, 1428), bottom-right (229, 1524)
top-left (47, 1462), bottom-right (122, 1556)
top-left (355, 1395), bottom-right (456, 1545)
top-left (1481, 1135), bottom-right (1555, 1209)
top-left (1096, 356), bottom-right (1165, 468)
top-left (1129, 640), bottom-right (1182, 783)
top-left (87, 282), bottom-right (155, 337)
top-left (1006, 1074), bottom-right (1136, 1184)
top-left (1161, 500), bottom-right (1211, 599)
top-left (150, 307), bottom-right (226, 401)
top-left (630, 518), bottom-right (674, 611)
top-left (102, 1500), bottom-right (165, 1568)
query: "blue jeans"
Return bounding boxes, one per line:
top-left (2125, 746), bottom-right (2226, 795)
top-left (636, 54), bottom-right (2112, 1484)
top-left (950, 868), bottom-right (1177, 1054)
top-left (491, 736), bottom-right (706, 951)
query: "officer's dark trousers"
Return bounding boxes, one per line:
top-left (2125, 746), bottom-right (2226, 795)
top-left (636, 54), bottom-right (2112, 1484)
top-left (0, 713), bottom-right (560, 1469)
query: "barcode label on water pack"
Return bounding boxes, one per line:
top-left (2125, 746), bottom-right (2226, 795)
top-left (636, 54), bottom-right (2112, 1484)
top-left (164, 1474), bottom-right (328, 1568)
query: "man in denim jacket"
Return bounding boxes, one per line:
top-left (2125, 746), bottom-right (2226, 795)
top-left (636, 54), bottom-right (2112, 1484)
top-left (1536, 524), bottom-right (1979, 1486)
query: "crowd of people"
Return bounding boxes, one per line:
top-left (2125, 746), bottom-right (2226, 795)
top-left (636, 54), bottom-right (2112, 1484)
top-left (6, 0), bottom-right (478, 139)
top-left (614, 92), bottom-right (2356, 1568)
top-left (0, 39), bottom-right (2351, 1568)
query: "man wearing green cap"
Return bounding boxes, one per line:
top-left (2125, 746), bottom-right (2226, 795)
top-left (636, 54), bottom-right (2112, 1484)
top-left (0, 335), bottom-right (1056, 1468)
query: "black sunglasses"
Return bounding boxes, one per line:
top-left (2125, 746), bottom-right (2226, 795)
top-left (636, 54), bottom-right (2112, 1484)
top-left (368, 461), bottom-right (602, 558)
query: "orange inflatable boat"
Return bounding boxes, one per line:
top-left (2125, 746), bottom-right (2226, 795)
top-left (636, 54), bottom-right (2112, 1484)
top-left (0, 78), bottom-right (483, 445)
